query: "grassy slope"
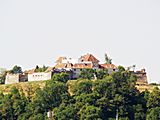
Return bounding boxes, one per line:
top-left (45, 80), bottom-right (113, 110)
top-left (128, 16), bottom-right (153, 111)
top-left (0, 80), bottom-right (156, 96)
top-left (0, 81), bottom-right (46, 99)
top-left (136, 84), bottom-right (155, 92)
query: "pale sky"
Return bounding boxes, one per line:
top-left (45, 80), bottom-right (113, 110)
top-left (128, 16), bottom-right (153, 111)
top-left (0, 0), bottom-right (160, 83)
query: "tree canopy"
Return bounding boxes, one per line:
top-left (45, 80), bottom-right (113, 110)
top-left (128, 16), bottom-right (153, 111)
top-left (9, 65), bottom-right (23, 74)
top-left (35, 65), bottom-right (48, 72)
top-left (0, 67), bottom-right (159, 120)
top-left (0, 68), bottom-right (7, 84)
top-left (105, 53), bottom-right (112, 64)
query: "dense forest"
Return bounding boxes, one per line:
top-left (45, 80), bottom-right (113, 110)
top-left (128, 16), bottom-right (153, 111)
top-left (0, 66), bottom-right (160, 120)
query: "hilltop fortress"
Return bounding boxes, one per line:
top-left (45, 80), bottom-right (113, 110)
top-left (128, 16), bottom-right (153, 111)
top-left (5, 53), bottom-right (148, 86)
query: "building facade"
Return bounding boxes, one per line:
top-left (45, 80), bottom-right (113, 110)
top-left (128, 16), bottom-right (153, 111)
top-left (134, 69), bottom-right (148, 85)
top-left (99, 64), bottom-right (118, 74)
top-left (5, 73), bottom-right (28, 84)
top-left (28, 72), bottom-right (52, 82)
top-left (54, 53), bottom-right (118, 79)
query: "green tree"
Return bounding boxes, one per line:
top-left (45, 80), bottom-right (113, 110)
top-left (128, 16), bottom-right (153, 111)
top-left (0, 65), bottom-right (151, 120)
top-left (118, 66), bottom-right (125, 72)
top-left (73, 80), bottom-right (93, 95)
top-left (0, 92), bottom-right (4, 119)
top-left (0, 68), bottom-right (7, 84)
top-left (96, 69), bottom-right (108, 79)
top-left (79, 69), bottom-right (95, 80)
top-left (147, 87), bottom-right (160, 108)
top-left (10, 65), bottom-right (22, 74)
top-left (105, 53), bottom-right (112, 64)
top-left (33, 82), bottom-right (69, 113)
top-left (52, 72), bottom-right (70, 83)
top-left (10, 87), bottom-right (28, 120)
top-left (134, 104), bottom-right (146, 120)
top-left (0, 94), bottom-right (14, 120)
top-left (75, 93), bottom-right (100, 108)
top-left (54, 103), bottom-right (78, 120)
top-left (93, 78), bottom-right (113, 98)
top-left (111, 71), bottom-right (138, 119)
top-left (35, 65), bottom-right (48, 72)
top-left (28, 113), bottom-right (45, 120)
top-left (146, 107), bottom-right (160, 120)
top-left (79, 105), bottom-right (102, 120)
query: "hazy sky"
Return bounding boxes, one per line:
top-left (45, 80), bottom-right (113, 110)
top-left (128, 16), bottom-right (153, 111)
top-left (0, 0), bottom-right (160, 83)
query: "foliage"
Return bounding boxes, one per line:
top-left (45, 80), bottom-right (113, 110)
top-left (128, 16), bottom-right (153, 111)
top-left (79, 69), bottom-right (95, 80)
top-left (52, 72), bottom-right (70, 83)
top-left (33, 81), bottom-right (69, 113)
top-left (80, 68), bottom-right (108, 80)
top-left (35, 65), bottom-right (48, 72)
top-left (96, 69), bottom-right (108, 79)
top-left (54, 103), bottom-right (78, 120)
top-left (146, 107), bottom-right (160, 120)
top-left (0, 68), bottom-right (7, 84)
top-left (105, 53), bottom-right (112, 64)
top-left (0, 87), bottom-right (28, 120)
top-left (78, 105), bottom-right (102, 120)
top-left (147, 87), bottom-right (160, 108)
top-left (73, 80), bottom-right (93, 95)
top-left (149, 83), bottom-right (158, 86)
top-left (0, 67), bottom-right (159, 119)
top-left (118, 66), bottom-right (126, 72)
top-left (9, 65), bottom-right (23, 74)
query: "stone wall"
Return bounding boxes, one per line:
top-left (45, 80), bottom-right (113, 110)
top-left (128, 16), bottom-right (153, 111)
top-left (5, 73), bottom-right (28, 84)
top-left (135, 69), bottom-right (148, 85)
top-left (5, 73), bottom-right (20, 84)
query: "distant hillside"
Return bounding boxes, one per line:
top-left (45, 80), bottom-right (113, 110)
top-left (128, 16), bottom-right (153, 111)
top-left (136, 84), bottom-right (158, 92)
top-left (0, 81), bottom-right (46, 100)
top-left (0, 80), bottom-right (157, 97)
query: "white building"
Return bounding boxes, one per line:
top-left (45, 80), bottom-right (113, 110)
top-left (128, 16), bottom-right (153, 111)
top-left (54, 54), bottom-right (100, 78)
top-left (28, 72), bottom-right (52, 82)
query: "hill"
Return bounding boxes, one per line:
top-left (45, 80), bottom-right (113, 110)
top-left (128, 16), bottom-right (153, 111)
top-left (0, 81), bottom-right (46, 99)
top-left (0, 80), bottom-right (157, 97)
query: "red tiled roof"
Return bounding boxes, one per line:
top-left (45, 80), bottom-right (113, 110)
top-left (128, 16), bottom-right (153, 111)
top-left (73, 63), bottom-right (93, 69)
top-left (80, 53), bottom-right (99, 63)
top-left (54, 63), bottom-right (93, 69)
top-left (54, 63), bottom-right (73, 69)
top-left (100, 64), bottom-right (117, 69)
